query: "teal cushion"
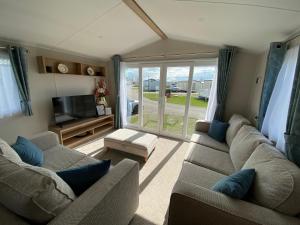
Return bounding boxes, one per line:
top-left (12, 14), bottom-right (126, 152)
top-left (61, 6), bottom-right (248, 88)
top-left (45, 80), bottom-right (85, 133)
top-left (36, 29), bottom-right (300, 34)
top-left (212, 169), bottom-right (256, 199)
top-left (56, 160), bottom-right (111, 196)
top-left (12, 136), bottom-right (44, 166)
top-left (208, 120), bottom-right (229, 142)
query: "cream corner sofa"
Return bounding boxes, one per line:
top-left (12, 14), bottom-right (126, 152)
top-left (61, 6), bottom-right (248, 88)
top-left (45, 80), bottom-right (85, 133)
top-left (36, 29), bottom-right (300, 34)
top-left (0, 131), bottom-right (139, 225)
top-left (168, 114), bottom-right (300, 225)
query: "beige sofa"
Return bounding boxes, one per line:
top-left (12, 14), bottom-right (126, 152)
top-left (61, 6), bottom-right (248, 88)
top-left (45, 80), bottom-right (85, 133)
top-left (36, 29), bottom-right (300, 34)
top-left (0, 131), bottom-right (139, 225)
top-left (168, 114), bottom-right (300, 225)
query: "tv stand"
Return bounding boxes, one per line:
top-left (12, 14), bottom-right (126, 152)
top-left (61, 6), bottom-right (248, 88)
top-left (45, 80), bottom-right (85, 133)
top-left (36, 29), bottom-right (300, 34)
top-left (49, 115), bottom-right (114, 148)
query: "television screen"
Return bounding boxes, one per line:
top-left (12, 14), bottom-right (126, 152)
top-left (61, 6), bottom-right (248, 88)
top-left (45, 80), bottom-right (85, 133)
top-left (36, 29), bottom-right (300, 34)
top-left (52, 95), bottom-right (97, 125)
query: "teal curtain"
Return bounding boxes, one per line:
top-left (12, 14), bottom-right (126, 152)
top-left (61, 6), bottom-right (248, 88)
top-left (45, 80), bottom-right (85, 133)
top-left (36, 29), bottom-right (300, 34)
top-left (258, 42), bottom-right (287, 130)
top-left (285, 47), bottom-right (300, 167)
top-left (8, 46), bottom-right (33, 116)
top-left (112, 55), bottom-right (122, 129)
top-left (214, 46), bottom-right (236, 121)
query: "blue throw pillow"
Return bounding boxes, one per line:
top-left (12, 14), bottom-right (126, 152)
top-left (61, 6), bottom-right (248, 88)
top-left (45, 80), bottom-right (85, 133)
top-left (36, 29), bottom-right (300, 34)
top-left (12, 136), bottom-right (44, 166)
top-left (208, 120), bottom-right (229, 142)
top-left (56, 160), bottom-right (111, 196)
top-left (212, 169), bottom-right (256, 199)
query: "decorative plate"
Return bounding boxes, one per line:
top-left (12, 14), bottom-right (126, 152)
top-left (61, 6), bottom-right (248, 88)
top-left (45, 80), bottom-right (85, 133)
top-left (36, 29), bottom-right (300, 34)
top-left (57, 64), bottom-right (68, 74)
top-left (87, 67), bottom-right (95, 76)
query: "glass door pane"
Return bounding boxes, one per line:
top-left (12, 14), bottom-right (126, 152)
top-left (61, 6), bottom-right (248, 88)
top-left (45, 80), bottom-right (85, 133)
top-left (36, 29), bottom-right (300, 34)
top-left (162, 66), bottom-right (190, 136)
top-left (142, 67), bottom-right (161, 131)
top-left (125, 67), bottom-right (140, 126)
top-left (187, 66), bottom-right (217, 136)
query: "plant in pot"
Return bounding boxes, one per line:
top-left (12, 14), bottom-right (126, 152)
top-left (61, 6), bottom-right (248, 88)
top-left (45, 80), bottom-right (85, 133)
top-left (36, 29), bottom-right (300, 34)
top-left (95, 79), bottom-right (109, 106)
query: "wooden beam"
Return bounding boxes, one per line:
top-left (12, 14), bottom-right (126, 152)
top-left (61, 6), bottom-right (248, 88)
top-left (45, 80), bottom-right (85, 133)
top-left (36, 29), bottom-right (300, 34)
top-left (122, 0), bottom-right (168, 40)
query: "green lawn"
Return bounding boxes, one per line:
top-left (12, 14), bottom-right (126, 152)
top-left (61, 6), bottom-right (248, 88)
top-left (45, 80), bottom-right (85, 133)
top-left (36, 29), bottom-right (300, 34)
top-left (143, 92), bottom-right (208, 108)
top-left (128, 114), bottom-right (198, 136)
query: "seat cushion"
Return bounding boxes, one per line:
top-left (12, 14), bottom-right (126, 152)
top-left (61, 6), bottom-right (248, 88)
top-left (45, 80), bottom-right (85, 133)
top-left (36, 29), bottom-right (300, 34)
top-left (226, 114), bottom-right (251, 146)
top-left (0, 150), bottom-right (75, 224)
top-left (178, 161), bottom-right (226, 189)
top-left (230, 125), bottom-right (272, 170)
top-left (243, 144), bottom-right (300, 216)
top-left (104, 128), bottom-right (158, 151)
top-left (185, 143), bottom-right (235, 175)
top-left (43, 145), bottom-right (98, 171)
top-left (191, 131), bottom-right (229, 153)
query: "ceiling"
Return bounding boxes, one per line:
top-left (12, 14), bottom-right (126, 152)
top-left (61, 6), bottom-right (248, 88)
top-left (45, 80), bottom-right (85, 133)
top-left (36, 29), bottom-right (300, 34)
top-left (0, 0), bottom-right (299, 60)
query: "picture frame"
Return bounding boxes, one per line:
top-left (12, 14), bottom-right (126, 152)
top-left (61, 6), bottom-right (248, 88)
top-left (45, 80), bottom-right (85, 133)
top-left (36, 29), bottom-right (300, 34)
top-left (96, 104), bottom-right (106, 116)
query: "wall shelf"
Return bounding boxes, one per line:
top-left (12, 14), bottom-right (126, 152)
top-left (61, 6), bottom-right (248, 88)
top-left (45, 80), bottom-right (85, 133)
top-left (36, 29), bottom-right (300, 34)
top-left (49, 115), bottom-right (114, 148)
top-left (37, 56), bottom-right (105, 77)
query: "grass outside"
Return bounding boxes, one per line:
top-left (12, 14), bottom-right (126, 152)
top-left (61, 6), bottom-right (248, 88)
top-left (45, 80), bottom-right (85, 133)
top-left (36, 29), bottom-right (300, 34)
top-left (143, 92), bottom-right (208, 108)
top-left (128, 114), bottom-right (198, 136)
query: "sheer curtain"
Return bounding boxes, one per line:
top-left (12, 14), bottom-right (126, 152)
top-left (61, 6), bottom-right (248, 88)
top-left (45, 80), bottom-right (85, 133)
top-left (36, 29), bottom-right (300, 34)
top-left (120, 62), bottom-right (128, 127)
top-left (261, 46), bottom-right (299, 154)
top-left (0, 51), bottom-right (22, 118)
top-left (205, 68), bottom-right (218, 121)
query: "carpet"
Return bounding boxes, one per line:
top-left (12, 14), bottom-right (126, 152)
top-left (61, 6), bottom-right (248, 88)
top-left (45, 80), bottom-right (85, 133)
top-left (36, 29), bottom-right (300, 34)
top-left (75, 134), bottom-right (189, 225)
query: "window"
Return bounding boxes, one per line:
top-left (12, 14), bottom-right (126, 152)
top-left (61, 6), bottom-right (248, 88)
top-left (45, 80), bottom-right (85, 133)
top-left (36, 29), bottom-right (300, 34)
top-left (0, 50), bottom-right (21, 118)
top-left (261, 46), bottom-right (299, 153)
top-left (120, 59), bottom-right (218, 139)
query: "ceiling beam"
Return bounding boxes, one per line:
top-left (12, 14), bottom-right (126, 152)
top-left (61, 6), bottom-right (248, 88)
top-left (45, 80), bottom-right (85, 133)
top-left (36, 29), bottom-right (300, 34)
top-left (122, 0), bottom-right (168, 40)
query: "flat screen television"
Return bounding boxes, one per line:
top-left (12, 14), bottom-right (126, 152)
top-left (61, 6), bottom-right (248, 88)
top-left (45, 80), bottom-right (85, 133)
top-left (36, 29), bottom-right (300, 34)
top-left (52, 95), bottom-right (97, 125)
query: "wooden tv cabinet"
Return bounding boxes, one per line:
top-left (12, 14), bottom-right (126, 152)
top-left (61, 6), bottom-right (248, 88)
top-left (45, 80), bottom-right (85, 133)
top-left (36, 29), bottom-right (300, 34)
top-left (49, 115), bottom-right (114, 148)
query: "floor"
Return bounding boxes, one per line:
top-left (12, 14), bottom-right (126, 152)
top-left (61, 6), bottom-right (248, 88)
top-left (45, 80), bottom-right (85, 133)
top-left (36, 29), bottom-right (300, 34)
top-left (75, 132), bottom-right (189, 225)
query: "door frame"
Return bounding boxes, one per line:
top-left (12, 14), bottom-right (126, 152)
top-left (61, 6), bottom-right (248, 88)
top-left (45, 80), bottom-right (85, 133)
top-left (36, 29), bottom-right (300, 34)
top-left (124, 58), bottom-right (218, 139)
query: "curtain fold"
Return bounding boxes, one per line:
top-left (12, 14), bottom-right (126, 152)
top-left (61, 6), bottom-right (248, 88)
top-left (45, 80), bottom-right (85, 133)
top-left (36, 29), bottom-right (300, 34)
top-left (285, 47), bottom-right (300, 167)
top-left (205, 67), bottom-right (218, 121)
top-left (8, 46), bottom-right (33, 116)
top-left (214, 46), bottom-right (236, 121)
top-left (261, 46), bottom-right (299, 153)
top-left (258, 42), bottom-right (287, 130)
top-left (112, 55), bottom-right (122, 129)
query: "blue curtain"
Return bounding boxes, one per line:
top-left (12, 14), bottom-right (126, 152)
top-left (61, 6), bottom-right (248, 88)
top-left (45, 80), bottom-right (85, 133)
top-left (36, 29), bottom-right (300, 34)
top-left (112, 55), bottom-right (122, 129)
top-left (214, 46), bottom-right (236, 121)
top-left (285, 47), bottom-right (300, 167)
top-left (8, 46), bottom-right (33, 116)
top-left (258, 42), bottom-right (287, 130)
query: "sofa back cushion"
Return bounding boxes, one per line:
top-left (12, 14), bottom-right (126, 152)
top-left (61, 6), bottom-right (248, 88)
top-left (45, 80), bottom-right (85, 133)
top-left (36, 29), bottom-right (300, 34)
top-left (226, 114), bottom-right (251, 146)
top-left (230, 125), bottom-right (271, 170)
top-left (243, 144), bottom-right (300, 216)
top-left (0, 138), bottom-right (22, 163)
top-left (0, 138), bottom-right (75, 224)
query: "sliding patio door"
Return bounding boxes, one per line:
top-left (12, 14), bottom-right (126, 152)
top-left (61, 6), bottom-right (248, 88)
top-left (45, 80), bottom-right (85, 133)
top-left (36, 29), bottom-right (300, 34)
top-left (123, 60), bottom-right (217, 139)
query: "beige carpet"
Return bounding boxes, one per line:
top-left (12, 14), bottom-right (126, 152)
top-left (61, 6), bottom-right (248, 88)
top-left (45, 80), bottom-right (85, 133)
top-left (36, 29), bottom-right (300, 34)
top-left (75, 133), bottom-right (189, 225)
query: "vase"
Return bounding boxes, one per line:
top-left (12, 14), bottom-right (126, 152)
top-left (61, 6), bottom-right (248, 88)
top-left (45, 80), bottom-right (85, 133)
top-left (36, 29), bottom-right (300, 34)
top-left (98, 97), bottom-right (108, 107)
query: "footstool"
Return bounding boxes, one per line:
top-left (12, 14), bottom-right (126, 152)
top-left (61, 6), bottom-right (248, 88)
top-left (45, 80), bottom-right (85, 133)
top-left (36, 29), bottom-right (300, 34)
top-left (104, 129), bottom-right (158, 162)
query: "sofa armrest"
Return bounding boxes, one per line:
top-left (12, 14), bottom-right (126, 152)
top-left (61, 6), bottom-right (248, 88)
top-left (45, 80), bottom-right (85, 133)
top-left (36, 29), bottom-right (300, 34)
top-left (168, 181), bottom-right (300, 225)
top-left (195, 120), bottom-right (211, 133)
top-left (48, 159), bottom-right (139, 225)
top-left (30, 131), bottom-right (59, 151)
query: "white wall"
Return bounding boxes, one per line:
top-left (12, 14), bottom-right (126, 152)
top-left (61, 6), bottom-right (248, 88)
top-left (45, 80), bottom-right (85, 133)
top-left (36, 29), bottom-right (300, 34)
top-left (0, 44), bottom-right (107, 144)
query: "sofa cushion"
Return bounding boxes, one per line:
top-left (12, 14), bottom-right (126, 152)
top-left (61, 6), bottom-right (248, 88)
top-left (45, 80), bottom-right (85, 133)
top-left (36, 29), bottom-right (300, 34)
top-left (243, 144), bottom-right (300, 216)
top-left (191, 131), bottom-right (229, 153)
top-left (185, 143), bottom-right (235, 175)
top-left (226, 114), bottom-right (251, 146)
top-left (208, 120), bottom-right (229, 142)
top-left (0, 151), bottom-right (75, 224)
top-left (57, 160), bottom-right (111, 196)
top-left (212, 169), bottom-right (256, 199)
top-left (230, 125), bottom-right (271, 170)
top-left (0, 138), bottom-right (22, 163)
top-left (43, 145), bottom-right (98, 171)
top-left (178, 161), bottom-right (226, 188)
top-left (12, 136), bottom-right (44, 166)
